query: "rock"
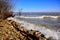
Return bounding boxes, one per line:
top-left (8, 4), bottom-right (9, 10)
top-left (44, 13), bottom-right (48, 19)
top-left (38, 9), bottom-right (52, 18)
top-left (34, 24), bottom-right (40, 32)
top-left (41, 34), bottom-right (45, 38)
top-left (0, 20), bottom-right (47, 40)
top-left (47, 37), bottom-right (56, 40)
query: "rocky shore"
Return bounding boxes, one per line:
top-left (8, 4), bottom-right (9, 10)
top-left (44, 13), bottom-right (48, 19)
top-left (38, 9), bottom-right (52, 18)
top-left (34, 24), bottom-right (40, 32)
top-left (0, 19), bottom-right (47, 40)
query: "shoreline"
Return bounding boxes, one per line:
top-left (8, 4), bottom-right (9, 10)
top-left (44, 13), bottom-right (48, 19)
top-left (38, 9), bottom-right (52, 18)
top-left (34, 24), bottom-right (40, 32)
top-left (8, 17), bottom-right (60, 40)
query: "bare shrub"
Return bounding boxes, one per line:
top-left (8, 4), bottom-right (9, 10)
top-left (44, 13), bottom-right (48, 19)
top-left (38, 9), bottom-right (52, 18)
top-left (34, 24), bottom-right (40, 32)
top-left (0, 0), bottom-right (14, 19)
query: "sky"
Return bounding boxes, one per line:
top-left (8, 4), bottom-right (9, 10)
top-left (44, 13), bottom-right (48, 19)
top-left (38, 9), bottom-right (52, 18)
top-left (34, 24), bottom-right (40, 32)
top-left (13, 0), bottom-right (60, 12)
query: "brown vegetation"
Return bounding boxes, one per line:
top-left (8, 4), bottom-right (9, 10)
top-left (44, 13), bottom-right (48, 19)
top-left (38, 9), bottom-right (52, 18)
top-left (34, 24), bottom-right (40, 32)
top-left (0, 20), bottom-right (47, 40)
top-left (43, 17), bottom-right (52, 19)
top-left (0, 0), bottom-right (14, 20)
top-left (57, 16), bottom-right (60, 19)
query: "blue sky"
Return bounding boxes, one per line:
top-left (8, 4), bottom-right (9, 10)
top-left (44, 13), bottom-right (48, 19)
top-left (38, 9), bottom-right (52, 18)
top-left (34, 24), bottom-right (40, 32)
top-left (13, 0), bottom-right (60, 12)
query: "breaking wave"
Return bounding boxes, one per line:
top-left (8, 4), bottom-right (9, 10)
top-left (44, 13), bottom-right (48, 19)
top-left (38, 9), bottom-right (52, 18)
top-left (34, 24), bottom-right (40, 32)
top-left (15, 16), bottom-right (59, 19)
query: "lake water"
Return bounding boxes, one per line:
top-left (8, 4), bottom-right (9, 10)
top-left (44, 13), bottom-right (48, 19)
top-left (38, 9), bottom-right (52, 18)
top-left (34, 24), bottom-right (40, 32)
top-left (14, 12), bottom-right (60, 40)
top-left (16, 18), bottom-right (60, 31)
top-left (15, 12), bottom-right (60, 16)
